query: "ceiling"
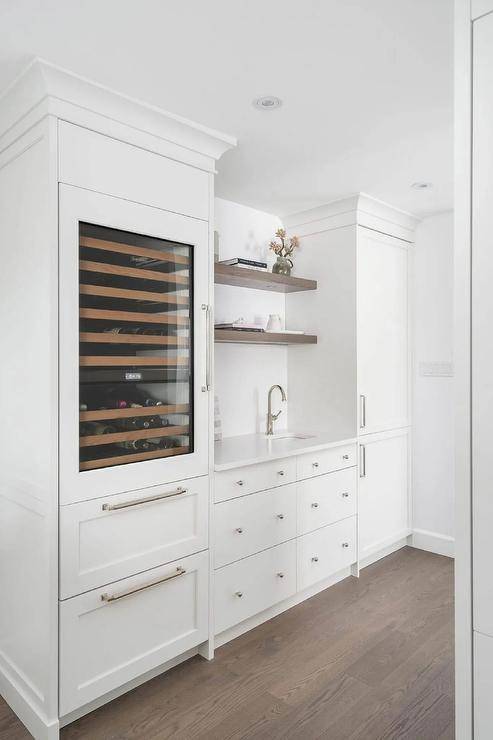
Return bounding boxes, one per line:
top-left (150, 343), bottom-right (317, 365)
top-left (0, 0), bottom-right (453, 219)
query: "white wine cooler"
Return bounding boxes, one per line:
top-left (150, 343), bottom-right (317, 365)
top-left (59, 185), bottom-right (210, 503)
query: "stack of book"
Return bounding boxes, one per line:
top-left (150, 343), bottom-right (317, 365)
top-left (219, 257), bottom-right (267, 271)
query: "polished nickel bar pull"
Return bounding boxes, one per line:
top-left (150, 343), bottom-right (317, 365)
top-left (102, 486), bottom-right (187, 511)
top-left (359, 445), bottom-right (366, 478)
top-left (360, 394), bottom-right (366, 429)
top-left (101, 566), bottom-right (186, 603)
top-left (202, 303), bottom-right (212, 392)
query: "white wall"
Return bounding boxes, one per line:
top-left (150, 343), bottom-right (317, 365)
top-left (412, 210), bottom-right (454, 555)
top-left (214, 198), bottom-right (288, 438)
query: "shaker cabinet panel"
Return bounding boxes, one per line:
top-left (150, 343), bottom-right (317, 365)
top-left (59, 550), bottom-right (208, 715)
top-left (297, 468), bottom-right (357, 536)
top-left (60, 476), bottom-right (209, 599)
top-left (59, 122), bottom-right (209, 221)
top-left (357, 228), bottom-right (409, 435)
top-left (358, 430), bottom-right (409, 561)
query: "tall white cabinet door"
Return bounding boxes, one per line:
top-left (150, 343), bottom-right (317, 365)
top-left (358, 429), bottom-right (410, 561)
top-left (59, 185), bottom-right (211, 503)
top-left (472, 10), bottom-right (493, 639)
top-left (357, 228), bottom-right (409, 435)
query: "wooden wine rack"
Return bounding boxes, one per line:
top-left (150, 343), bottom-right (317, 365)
top-left (80, 446), bottom-right (190, 471)
top-left (79, 227), bottom-right (192, 471)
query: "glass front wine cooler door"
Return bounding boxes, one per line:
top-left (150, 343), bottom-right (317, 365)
top-left (78, 222), bottom-right (194, 471)
top-left (59, 185), bottom-right (210, 502)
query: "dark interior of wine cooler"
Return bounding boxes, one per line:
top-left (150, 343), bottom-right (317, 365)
top-left (78, 222), bottom-right (194, 471)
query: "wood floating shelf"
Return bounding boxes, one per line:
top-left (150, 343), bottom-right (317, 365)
top-left (214, 330), bottom-right (317, 345)
top-left (80, 425), bottom-right (189, 448)
top-left (214, 263), bottom-right (317, 293)
top-left (80, 445), bottom-right (190, 471)
top-left (80, 404), bottom-right (190, 422)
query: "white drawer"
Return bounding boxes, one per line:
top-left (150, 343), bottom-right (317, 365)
top-left (214, 540), bottom-right (297, 634)
top-left (297, 468), bottom-right (357, 536)
top-left (214, 457), bottom-right (296, 503)
top-left (214, 484), bottom-right (297, 568)
top-left (296, 443), bottom-right (357, 481)
top-left (59, 550), bottom-right (208, 715)
top-left (59, 122), bottom-right (209, 220)
top-left (297, 517), bottom-right (357, 590)
top-left (60, 477), bottom-right (208, 599)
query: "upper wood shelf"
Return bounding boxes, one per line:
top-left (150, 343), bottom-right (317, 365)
top-left (215, 329), bottom-right (317, 345)
top-left (214, 264), bottom-right (317, 293)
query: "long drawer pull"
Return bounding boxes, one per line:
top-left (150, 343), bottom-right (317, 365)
top-left (101, 486), bottom-right (187, 511)
top-left (101, 566), bottom-right (186, 603)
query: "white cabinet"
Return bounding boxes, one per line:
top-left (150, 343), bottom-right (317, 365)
top-left (0, 61), bottom-right (234, 738)
top-left (213, 445), bottom-right (359, 637)
top-left (358, 429), bottom-right (409, 561)
top-left (60, 477), bottom-right (209, 599)
top-left (59, 550), bottom-right (209, 715)
top-left (296, 443), bottom-right (357, 480)
top-left (297, 517), bottom-right (357, 590)
top-left (214, 484), bottom-right (297, 568)
top-left (214, 456), bottom-right (296, 503)
top-left (214, 540), bottom-right (297, 634)
top-left (472, 9), bottom-right (493, 642)
top-left (474, 631), bottom-right (493, 739)
top-left (357, 229), bottom-right (409, 436)
top-left (297, 468), bottom-right (357, 535)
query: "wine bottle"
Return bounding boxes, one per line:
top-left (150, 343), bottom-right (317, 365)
top-left (116, 439), bottom-right (153, 451)
top-left (80, 422), bottom-right (116, 436)
top-left (114, 417), bottom-right (154, 431)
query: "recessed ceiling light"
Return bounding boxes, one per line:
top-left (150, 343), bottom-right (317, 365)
top-left (411, 182), bottom-right (433, 190)
top-left (253, 96), bottom-right (283, 110)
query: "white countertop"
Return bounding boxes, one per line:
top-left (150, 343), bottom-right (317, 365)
top-left (214, 431), bottom-right (357, 471)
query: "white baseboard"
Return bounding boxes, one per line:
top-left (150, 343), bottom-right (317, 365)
top-left (411, 528), bottom-right (455, 558)
top-left (0, 667), bottom-right (59, 740)
top-left (358, 530), bottom-right (411, 570)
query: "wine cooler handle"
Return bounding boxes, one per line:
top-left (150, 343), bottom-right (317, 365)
top-left (202, 303), bottom-right (212, 392)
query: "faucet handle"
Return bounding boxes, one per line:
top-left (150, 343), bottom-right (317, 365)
top-left (272, 410), bottom-right (282, 421)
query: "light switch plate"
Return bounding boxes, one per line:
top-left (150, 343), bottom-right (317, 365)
top-left (418, 361), bottom-right (454, 377)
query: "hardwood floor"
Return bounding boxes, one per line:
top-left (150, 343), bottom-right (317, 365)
top-left (0, 546), bottom-right (454, 739)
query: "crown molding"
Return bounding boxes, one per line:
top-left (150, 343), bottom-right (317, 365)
top-left (0, 58), bottom-right (236, 171)
top-left (284, 193), bottom-right (420, 242)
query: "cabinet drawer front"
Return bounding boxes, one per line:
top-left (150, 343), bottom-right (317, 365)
top-left (297, 469), bottom-right (357, 536)
top-left (298, 517), bottom-right (356, 590)
top-left (59, 550), bottom-right (208, 715)
top-left (214, 457), bottom-right (296, 503)
top-left (60, 477), bottom-right (208, 599)
top-left (59, 122), bottom-right (209, 220)
top-left (214, 484), bottom-right (297, 568)
top-left (214, 541), bottom-right (297, 634)
top-left (296, 444), bottom-right (357, 481)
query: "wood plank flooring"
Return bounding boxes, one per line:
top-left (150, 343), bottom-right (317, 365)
top-left (0, 546), bottom-right (454, 739)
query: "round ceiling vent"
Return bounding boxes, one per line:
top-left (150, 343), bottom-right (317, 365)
top-left (253, 96), bottom-right (283, 110)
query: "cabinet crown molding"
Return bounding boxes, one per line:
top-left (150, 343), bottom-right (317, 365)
top-left (0, 58), bottom-right (237, 170)
top-left (283, 192), bottom-right (420, 242)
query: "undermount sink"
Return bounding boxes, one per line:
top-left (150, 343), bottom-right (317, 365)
top-left (266, 432), bottom-right (315, 441)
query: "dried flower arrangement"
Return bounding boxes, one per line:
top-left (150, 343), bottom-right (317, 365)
top-left (269, 228), bottom-right (300, 275)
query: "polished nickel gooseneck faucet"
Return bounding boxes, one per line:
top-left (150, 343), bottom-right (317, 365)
top-left (266, 384), bottom-right (287, 435)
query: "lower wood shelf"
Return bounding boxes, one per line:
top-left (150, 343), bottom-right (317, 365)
top-left (214, 330), bottom-right (317, 345)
